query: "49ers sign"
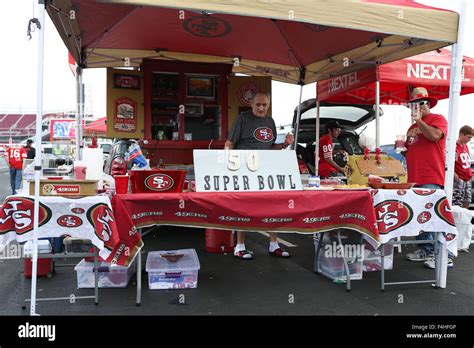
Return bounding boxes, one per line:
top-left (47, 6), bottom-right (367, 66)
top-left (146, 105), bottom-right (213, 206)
top-left (371, 189), bottom-right (458, 256)
top-left (144, 174), bottom-right (174, 192)
top-left (0, 198), bottom-right (52, 235)
top-left (374, 200), bottom-right (413, 234)
top-left (193, 150), bottom-right (302, 192)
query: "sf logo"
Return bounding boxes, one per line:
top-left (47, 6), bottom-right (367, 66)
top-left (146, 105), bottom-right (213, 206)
top-left (153, 176), bottom-right (169, 189)
top-left (376, 203), bottom-right (399, 229)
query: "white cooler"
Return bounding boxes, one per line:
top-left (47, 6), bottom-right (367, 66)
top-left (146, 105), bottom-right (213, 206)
top-left (146, 249), bottom-right (200, 290)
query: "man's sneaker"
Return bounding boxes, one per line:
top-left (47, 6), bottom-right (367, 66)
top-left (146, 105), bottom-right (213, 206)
top-left (406, 249), bottom-right (433, 262)
top-left (424, 257), bottom-right (454, 269)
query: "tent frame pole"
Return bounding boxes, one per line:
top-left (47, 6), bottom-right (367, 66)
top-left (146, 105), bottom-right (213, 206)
top-left (75, 67), bottom-right (83, 161)
top-left (442, 0), bottom-right (467, 289)
top-left (292, 68), bottom-right (306, 149)
top-left (375, 71), bottom-right (380, 148)
top-left (315, 101), bottom-right (320, 176)
top-left (31, 0), bottom-right (46, 316)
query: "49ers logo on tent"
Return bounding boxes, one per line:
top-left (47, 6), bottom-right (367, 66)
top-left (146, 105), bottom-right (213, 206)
top-left (0, 197), bottom-right (52, 235)
top-left (434, 197), bottom-right (455, 226)
top-left (413, 189), bottom-right (436, 196)
top-left (254, 127), bottom-right (274, 142)
top-left (374, 200), bottom-right (413, 234)
top-left (57, 215), bottom-right (83, 228)
top-left (145, 174), bottom-right (174, 192)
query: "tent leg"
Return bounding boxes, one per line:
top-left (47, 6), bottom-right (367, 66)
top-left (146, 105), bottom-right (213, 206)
top-left (292, 84), bottom-right (304, 149)
top-left (444, 0), bottom-right (467, 204)
top-left (75, 69), bottom-right (84, 161)
top-left (31, 0), bottom-right (47, 316)
top-left (315, 101), bottom-right (320, 176)
top-left (375, 79), bottom-right (380, 148)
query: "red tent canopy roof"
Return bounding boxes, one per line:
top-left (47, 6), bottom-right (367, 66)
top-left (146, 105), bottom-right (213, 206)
top-left (83, 117), bottom-right (107, 136)
top-left (47, 0), bottom-right (459, 84)
top-left (317, 49), bottom-right (474, 104)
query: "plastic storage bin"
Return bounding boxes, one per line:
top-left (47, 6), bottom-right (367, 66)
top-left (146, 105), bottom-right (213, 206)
top-left (74, 258), bottom-right (136, 288)
top-left (146, 249), bottom-right (200, 290)
top-left (314, 231), bottom-right (363, 281)
top-left (362, 239), bottom-right (394, 272)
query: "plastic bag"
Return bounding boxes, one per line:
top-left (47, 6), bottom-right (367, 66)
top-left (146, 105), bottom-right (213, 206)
top-left (125, 141), bottom-right (150, 169)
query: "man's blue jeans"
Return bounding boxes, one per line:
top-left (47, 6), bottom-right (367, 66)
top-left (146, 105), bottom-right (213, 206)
top-left (9, 168), bottom-right (22, 195)
top-left (415, 184), bottom-right (454, 259)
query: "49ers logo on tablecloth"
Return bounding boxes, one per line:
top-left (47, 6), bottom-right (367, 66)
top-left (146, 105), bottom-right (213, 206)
top-left (254, 127), bottom-right (274, 142)
top-left (57, 215), bottom-right (83, 228)
top-left (87, 203), bottom-right (116, 250)
top-left (144, 174), bottom-right (174, 192)
top-left (417, 211), bottom-right (432, 224)
top-left (374, 200), bottom-right (413, 234)
top-left (0, 197), bottom-right (52, 235)
top-left (413, 189), bottom-right (436, 196)
top-left (434, 197), bottom-right (455, 226)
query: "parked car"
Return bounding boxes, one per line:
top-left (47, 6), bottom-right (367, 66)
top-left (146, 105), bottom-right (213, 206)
top-left (291, 99), bottom-right (382, 174)
top-left (100, 142), bottom-right (112, 168)
top-left (103, 139), bottom-right (133, 176)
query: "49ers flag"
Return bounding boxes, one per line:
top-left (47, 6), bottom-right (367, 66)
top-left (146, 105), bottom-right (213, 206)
top-left (371, 188), bottom-right (458, 256)
top-left (0, 195), bottom-right (142, 266)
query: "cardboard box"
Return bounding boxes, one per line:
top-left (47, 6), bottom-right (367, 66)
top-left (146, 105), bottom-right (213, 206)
top-left (29, 179), bottom-right (97, 196)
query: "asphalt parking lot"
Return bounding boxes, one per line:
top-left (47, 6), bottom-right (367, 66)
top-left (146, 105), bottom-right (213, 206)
top-left (1, 226), bottom-right (473, 316)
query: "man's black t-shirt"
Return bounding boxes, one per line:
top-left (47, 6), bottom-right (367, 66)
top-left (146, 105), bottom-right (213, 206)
top-left (25, 146), bottom-right (36, 159)
top-left (228, 110), bottom-right (277, 150)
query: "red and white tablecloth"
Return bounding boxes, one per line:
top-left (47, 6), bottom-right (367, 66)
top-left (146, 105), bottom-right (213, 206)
top-left (371, 188), bottom-right (458, 255)
top-left (112, 190), bottom-right (380, 244)
top-left (0, 195), bottom-right (142, 266)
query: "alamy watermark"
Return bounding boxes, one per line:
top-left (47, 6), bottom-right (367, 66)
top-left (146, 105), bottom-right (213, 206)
top-left (0, 243), bottom-right (24, 259)
top-left (324, 242), bottom-right (365, 262)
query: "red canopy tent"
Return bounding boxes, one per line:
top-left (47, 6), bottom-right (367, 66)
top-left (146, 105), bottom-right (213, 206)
top-left (83, 117), bottom-right (107, 137)
top-left (317, 48), bottom-right (474, 104)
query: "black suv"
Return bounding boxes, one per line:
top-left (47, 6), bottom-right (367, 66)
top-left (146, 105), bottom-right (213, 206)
top-left (292, 99), bottom-right (382, 174)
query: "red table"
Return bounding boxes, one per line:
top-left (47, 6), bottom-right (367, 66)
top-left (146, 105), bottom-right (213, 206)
top-left (112, 190), bottom-right (380, 243)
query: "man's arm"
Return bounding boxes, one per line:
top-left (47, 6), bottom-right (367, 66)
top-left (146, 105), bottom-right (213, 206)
top-left (325, 157), bottom-right (345, 173)
top-left (415, 119), bottom-right (443, 142)
top-left (224, 140), bottom-right (234, 149)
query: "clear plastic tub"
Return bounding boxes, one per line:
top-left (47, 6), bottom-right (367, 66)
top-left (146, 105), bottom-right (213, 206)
top-left (146, 249), bottom-right (200, 290)
top-left (74, 258), bottom-right (136, 288)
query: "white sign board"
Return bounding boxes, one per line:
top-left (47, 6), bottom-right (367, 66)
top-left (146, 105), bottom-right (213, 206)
top-left (193, 150), bottom-right (302, 192)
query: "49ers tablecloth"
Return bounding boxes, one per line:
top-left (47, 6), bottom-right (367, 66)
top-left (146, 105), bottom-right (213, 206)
top-left (371, 188), bottom-right (458, 255)
top-left (112, 190), bottom-right (380, 244)
top-left (0, 195), bottom-right (142, 266)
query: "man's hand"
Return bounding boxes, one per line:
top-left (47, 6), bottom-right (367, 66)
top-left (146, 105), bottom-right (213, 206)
top-left (284, 132), bottom-right (295, 147)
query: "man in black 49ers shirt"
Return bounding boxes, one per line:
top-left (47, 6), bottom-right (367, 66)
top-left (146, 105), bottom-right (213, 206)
top-left (453, 125), bottom-right (473, 209)
top-left (225, 92), bottom-right (294, 260)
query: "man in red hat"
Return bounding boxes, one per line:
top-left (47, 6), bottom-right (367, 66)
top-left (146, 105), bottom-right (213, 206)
top-left (402, 87), bottom-right (454, 268)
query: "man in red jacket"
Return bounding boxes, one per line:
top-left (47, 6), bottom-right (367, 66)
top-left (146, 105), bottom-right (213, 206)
top-left (6, 145), bottom-right (27, 195)
top-left (453, 125), bottom-right (473, 209)
top-left (402, 87), bottom-right (454, 268)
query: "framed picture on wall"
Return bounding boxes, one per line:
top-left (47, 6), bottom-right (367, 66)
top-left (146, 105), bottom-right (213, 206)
top-left (114, 74), bottom-right (140, 89)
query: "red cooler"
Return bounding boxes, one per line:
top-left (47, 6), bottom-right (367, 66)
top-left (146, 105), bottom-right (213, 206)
top-left (205, 229), bottom-right (236, 253)
top-left (129, 170), bottom-right (186, 193)
top-left (24, 258), bottom-right (53, 278)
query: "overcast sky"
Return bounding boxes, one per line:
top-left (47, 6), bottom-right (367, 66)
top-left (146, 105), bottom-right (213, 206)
top-left (0, 0), bottom-right (472, 145)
